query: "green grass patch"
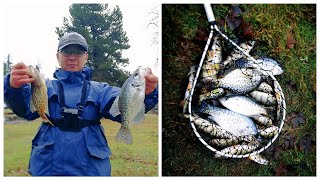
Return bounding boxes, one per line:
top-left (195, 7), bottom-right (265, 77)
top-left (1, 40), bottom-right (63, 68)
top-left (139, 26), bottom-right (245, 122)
top-left (4, 113), bottom-right (158, 176)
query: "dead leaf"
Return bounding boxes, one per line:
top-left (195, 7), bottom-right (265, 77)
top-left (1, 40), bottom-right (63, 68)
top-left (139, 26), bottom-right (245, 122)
top-left (286, 33), bottom-right (296, 49)
top-left (299, 135), bottom-right (312, 153)
top-left (274, 163), bottom-right (288, 176)
top-left (226, 16), bottom-right (242, 30)
top-left (287, 81), bottom-right (298, 91)
top-left (238, 21), bottom-right (255, 40)
top-left (282, 134), bottom-right (295, 150)
top-left (231, 5), bottom-right (242, 16)
top-left (226, 5), bottom-right (243, 31)
top-left (286, 111), bottom-right (306, 128)
top-left (194, 28), bottom-right (208, 41)
top-left (264, 144), bottom-right (281, 160)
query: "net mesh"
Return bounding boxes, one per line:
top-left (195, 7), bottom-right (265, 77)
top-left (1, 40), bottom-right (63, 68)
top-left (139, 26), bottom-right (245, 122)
top-left (186, 25), bottom-right (286, 159)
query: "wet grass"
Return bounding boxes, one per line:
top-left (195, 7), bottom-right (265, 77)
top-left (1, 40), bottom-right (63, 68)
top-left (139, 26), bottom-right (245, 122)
top-left (162, 4), bottom-right (316, 176)
top-left (4, 113), bottom-right (158, 176)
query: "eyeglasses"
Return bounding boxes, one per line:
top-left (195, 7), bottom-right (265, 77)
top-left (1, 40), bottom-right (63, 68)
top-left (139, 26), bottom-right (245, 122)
top-left (59, 50), bottom-right (87, 56)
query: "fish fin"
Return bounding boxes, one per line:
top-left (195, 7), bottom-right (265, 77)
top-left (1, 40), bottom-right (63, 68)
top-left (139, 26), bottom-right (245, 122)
top-left (249, 154), bottom-right (269, 165)
top-left (132, 106), bottom-right (145, 125)
top-left (214, 153), bottom-right (221, 158)
top-left (45, 102), bottom-right (50, 118)
top-left (182, 100), bottom-right (188, 114)
top-left (115, 125), bottom-right (133, 145)
top-left (42, 112), bottom-right (54, 126)
top-left (179, 99), bottom-right (186, 107)
top-left (109, 96), bottom-right (120, 117)
top-left (39, 113), bottom-right (54, 126)
top-left (43, 118), bottom-right (54, 126)
top-left (261, 111), bottom-right (269, 116)
top-left (214, 153), bottom-right (227, 159)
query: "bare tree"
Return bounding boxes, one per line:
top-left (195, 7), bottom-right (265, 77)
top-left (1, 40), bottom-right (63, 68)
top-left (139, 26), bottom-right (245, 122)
top-left (147, 5), bottom-right (159, 46)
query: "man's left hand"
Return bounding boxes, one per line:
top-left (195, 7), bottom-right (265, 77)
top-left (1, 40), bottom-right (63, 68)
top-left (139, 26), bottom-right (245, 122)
top-left (145, 70), bottom-right (158, 95)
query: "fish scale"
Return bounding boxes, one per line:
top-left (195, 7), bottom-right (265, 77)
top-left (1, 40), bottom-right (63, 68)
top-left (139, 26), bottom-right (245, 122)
top-left (215, 68), bottom-right (262, 94)
top-left (218, 95), bottom-right (268, 117)
top-left (28, 66), bottom-right (53, 126)
top-left (199, 103), bottom-right (258, 136)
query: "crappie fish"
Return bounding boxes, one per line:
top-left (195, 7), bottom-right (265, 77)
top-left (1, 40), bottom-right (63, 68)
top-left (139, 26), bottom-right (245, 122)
top-left (214, 141), bottom-right (260, 158)
top-left (218, 95), bottom-right (268, 117)
top-left (202, 36), bottom-right (223, 81)
top-left (110, 66), bottom-right (151, 144)
top-left (249, 154), bottom-right (269, 165)
top-left (252, 115), bottom-right (273, 126)
top-left (210, 135), bottom-right (256, 148)
top-left (28, 66), bottom-right (53, 126)
top-left (259, 125), bottom-right (279, 139)
top-left (249, 90), bottom-right (276, 106)
top-left (222, 41), bottom-right (255, 67)
top-left (257, 82), bottom-right (274, 94)
top-left (181, 66), bottom-right (197, 115)
top-left (235, 57), bottom-right (284, 76)
top-left (208, 35), bottom-right (223, 71)
top-left (199, 88), bottom-right (224, 102)
top-left (215, 68), bottom-right (262, 94)
top-left (199, 103), bottom-right (258, 136)
top-left (192, 114), bottom-right (234, 139)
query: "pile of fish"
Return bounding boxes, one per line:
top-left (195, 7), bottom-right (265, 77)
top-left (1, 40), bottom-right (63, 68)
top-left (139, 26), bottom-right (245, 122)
top-left (181, 35), bottom-right (285, 165)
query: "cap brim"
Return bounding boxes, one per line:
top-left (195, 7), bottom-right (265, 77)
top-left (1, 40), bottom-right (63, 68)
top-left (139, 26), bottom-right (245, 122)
top-left (58, 43), bottom-right (88, 51)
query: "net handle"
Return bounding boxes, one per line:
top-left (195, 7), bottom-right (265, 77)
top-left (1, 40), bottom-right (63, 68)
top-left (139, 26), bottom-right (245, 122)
top-left (204, 4), bottom-right (259, 63)
top-left (204, 3), bottom-right (216, 23)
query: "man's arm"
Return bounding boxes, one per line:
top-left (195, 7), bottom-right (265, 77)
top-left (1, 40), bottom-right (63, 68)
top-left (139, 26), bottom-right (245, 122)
top-left (4, 62), bottom-right (38, 120)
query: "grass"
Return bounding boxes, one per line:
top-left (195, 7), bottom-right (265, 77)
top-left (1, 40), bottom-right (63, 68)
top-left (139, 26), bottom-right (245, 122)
top-left (3, 113), bottom-right (158, 176)
top-left (162, 4), bottom-right (316, 176)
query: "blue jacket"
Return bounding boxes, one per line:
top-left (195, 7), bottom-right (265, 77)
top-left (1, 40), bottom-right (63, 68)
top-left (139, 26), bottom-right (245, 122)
top-left (3, 67), bottom-right (158, 176)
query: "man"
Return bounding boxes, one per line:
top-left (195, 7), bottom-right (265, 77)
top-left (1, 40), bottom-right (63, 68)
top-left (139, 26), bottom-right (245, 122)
top-left (4, 32), bottom-right (158, 176)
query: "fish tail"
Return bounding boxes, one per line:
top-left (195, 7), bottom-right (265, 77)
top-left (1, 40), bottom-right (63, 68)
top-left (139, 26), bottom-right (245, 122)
top-left (249, 154), bottom-right (269, 165)
top-left (115, 125), bottom-right (133, 145)
top-left (39, 113), bottom-right (54, 126)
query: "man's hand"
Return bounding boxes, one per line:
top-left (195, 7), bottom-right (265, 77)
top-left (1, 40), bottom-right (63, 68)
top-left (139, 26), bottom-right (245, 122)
top-left (145, 70), bottom-right (158, 95)
top-left (9, 62), bottom-right (34, 88)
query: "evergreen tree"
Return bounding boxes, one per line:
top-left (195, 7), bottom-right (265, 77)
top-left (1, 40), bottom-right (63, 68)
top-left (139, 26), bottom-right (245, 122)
top-left (35, 61), bottom-right (41, 72)
top-left (3, 54), bottom-right (12, 75)
top-left (56, 4), bottom-right (130, 86)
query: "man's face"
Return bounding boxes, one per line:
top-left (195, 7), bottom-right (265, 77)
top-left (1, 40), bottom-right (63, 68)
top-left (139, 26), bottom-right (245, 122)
top-left (56, 44), bottom-right (88, 72)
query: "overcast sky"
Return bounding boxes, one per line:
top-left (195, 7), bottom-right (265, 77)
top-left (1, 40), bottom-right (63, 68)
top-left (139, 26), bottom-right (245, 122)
top-left (0, 2), bottom-right (160, 79)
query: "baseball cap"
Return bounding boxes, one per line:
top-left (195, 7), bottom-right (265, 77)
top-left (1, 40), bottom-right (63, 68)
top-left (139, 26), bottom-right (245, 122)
top-left (58, 32), bottom-right (88, 52)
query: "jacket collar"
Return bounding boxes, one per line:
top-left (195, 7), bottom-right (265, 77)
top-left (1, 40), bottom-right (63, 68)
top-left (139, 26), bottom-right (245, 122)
top-left (53, 67), bottom-right (92, 84)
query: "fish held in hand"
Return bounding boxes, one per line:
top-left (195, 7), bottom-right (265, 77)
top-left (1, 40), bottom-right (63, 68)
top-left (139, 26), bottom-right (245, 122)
top-left (28, 66), bottom-right (53, 126)
top-left (110, 66), bottom-right (151, 144)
